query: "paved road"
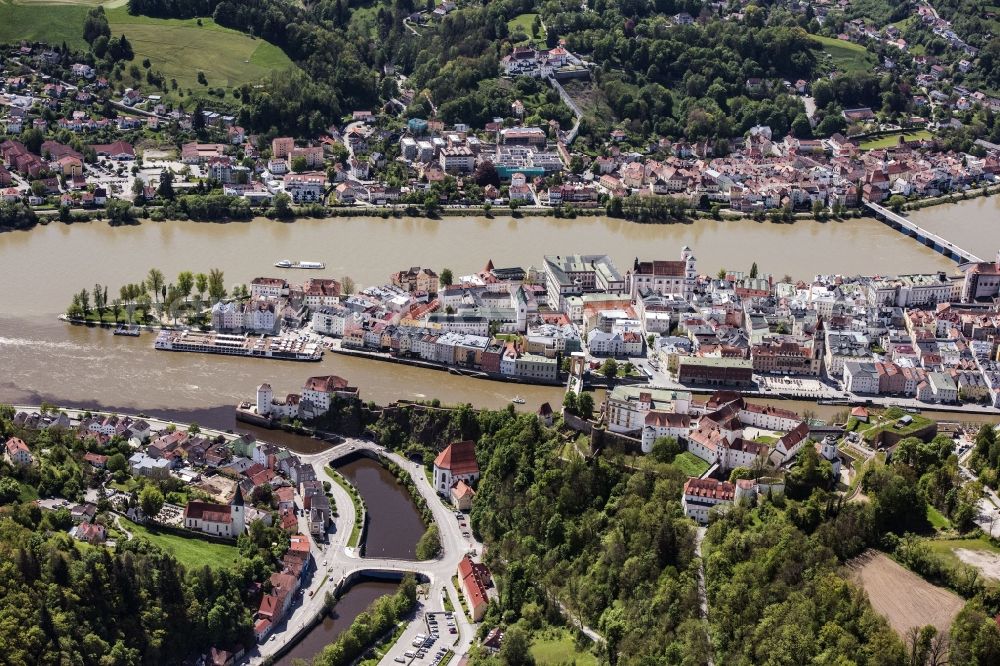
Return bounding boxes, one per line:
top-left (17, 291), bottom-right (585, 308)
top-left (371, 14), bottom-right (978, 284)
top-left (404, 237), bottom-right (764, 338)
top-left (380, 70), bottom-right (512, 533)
top-left (250, 438), bottom-right (482, 664)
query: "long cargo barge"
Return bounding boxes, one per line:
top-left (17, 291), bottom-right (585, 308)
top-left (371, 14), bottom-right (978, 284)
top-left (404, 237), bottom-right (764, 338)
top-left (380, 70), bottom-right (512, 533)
top-left (154, 330), bottom-right (323, 361)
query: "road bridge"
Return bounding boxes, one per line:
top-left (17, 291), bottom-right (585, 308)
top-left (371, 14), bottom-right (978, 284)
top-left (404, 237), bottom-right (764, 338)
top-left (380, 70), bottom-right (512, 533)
top-left (865, 201), bottom-right (982, 263)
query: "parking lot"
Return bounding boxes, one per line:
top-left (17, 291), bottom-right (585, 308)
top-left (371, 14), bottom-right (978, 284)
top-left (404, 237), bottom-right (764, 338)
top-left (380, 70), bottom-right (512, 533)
top-left (382, 609), bottom-right (458, 665)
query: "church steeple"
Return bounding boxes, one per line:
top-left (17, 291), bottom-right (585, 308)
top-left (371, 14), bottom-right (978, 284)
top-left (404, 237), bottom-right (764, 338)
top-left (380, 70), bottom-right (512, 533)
top-left (230, 485), bottom-right (246, 535)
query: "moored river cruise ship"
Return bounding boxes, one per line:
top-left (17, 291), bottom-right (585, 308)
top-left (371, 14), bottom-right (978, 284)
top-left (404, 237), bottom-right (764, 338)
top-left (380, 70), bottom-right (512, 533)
top-left (155, 330), bottom-right (323, 361)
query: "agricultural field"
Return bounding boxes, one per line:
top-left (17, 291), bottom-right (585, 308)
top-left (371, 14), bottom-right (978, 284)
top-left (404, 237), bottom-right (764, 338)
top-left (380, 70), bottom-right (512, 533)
top-left (810, 34), bottom-right (877, 74)
top-left (0, 1), bottom-right (294, 93)
top-left (847, 550), bottom-right (964, 636)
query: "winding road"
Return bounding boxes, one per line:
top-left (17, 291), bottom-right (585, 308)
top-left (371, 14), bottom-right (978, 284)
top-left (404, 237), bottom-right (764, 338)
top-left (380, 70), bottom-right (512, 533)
top-left (247, 438), bottom-right (482, 664)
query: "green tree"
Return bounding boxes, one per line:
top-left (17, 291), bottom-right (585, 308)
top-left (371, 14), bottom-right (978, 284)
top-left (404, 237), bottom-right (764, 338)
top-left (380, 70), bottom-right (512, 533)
top-left (146, 268), bottom-right (165, 303)
top-left (651, 436), bottom-right (682, 463)
top-left (749, 262), bottom-right (758, 279)
top-left (440, 268), bottom-right (453, 287)
top-left (107, 453), bottom-right (128, 473)
top-left (599, 358), bottom-right (618, 379)
top-left (562, 391), bottom-right (577, 414)
top-left (291, 156), bottom-right (308, 172)
top-left (208, 268), bottom-right (226, 300)
top-left (273, 193), bottom-right (293, 218)
top-left (156, 169), bottom-right (174, 200)
top-left (576, 392), bottom-right (594, 419)
top-left (341, 275), bottom-right (356, 295)
top-left (176, 271), bottom-right (194, 300)
top-left (499, 625), bottom-right (534, 666)
top-left (139, 485), bottom-right (164, 519)
top-left (0, 477), bottom-right (20, 504)
top-left (415, 524), bottom-right (441, 559)
top-left (195, 273), bottom-right (208, 301)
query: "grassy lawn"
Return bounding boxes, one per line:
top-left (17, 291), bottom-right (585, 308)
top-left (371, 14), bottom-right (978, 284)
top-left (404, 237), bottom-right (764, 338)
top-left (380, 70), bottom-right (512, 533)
top-left (857, 409), bottom-right (935, 444)
top-left (508, 12), bottom-right (544, 46)
top-left (926, 537), bottom-right (1000, 575)
top-left (926, 505), bottom-right (951, 531)
top-left (673, 451), bottom-right (710, 477)
top-left (326, 468), bottom-right (363, 548)
top-left (810, 34), bottom-right (877, 74)
top-left (755, 435), bottom-right (778, 445)
top-left (451, 575), bottom-right (471, 620)
top-left (860, 130), bottom-right (934, 150)
top-left (121, 517), bottom-right (241, 570)
top-left (530, 629), bottom-right (598, 666)
top-left (17, 481), bottom-right (39, 503)
top-left (927, 537), bottom-right (1000, 556)
top-left (0, 2), bottom-right (295, 94)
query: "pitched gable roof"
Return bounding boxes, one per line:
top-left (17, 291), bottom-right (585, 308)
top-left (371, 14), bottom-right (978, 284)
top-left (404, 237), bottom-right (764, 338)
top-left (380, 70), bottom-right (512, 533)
top-left (434, 440), bottom-right (479, 476)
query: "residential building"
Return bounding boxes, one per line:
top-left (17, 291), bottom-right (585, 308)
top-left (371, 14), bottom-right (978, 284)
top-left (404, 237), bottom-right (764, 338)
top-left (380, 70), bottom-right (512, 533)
top-left (4, 437), bottom-right (32, 466)
top-left (682, 478), bottom-right (735, 524)
top-left (843, 361), bottom-right (881, 394)
top-left (605, 386), bottom-right (692, 434)
top-left (284, 172), bottom-right (327, 203)
top-left (677, 357), bottom-right (754, 387)
top-left (543, 254), bottom-right (625, 310)
top-left (457, 555), bottom-right (492, 622)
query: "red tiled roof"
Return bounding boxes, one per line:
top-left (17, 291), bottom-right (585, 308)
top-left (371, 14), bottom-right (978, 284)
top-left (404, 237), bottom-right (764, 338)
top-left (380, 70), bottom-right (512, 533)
top-left (5, 437), bottom-right (29, 455)
top-left (304, 375), bottom-right (348, 392)
top-left (451, 480), bottom-right (476, 499)
top-left (644, 411), bottom-right (689, 428)
top-left (258, 594), bottom-right (279, 619)
top-left (683, 478), bottom-right (735, 501)
top-left (458, 555), bottom-right (490, 612)
top-left (434, 441), bottom-right (479, 476)
top-left (184, 501), bottom-right (232, 524)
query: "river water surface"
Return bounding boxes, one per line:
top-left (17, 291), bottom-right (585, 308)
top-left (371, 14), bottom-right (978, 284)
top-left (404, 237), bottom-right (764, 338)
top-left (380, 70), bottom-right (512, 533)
top-left (335, 456), bottom-right (426, 560)
top-left (0, 211), bottom-right (978, 419)
top-left (274, 579), bottom-right (399, 666)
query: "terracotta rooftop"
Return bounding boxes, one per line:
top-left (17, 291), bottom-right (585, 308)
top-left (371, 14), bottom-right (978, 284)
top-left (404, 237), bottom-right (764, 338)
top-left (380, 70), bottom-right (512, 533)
top-left (434, 440), bottom-right (479, 476)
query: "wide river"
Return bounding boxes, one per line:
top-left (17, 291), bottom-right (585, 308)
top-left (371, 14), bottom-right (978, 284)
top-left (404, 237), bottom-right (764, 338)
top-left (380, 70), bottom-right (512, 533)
top-left (0, 208), bottom-right (987, 426)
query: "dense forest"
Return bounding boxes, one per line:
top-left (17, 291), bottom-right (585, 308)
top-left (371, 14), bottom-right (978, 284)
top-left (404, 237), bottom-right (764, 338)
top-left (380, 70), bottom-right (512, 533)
top-left (362, 403), bottom-right (1000, 665)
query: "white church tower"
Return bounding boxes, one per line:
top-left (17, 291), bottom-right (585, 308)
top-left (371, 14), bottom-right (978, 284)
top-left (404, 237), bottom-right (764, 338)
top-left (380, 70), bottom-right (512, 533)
top-left (818, 436), bottom-right (841, 477)
top-left (230, 485), bottom-right (246, 535)
top-left (682, 245), bottom-right (697, 300)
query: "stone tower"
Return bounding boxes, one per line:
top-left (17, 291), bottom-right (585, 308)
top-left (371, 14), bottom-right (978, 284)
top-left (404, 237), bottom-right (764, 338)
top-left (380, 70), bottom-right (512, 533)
top-left (256, 383), bottom-right (273, 416)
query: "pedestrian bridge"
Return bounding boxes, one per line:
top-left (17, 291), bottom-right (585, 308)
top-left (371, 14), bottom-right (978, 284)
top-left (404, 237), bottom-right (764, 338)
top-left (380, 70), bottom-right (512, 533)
top-left (865, 201), bottom-right (982, 263)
